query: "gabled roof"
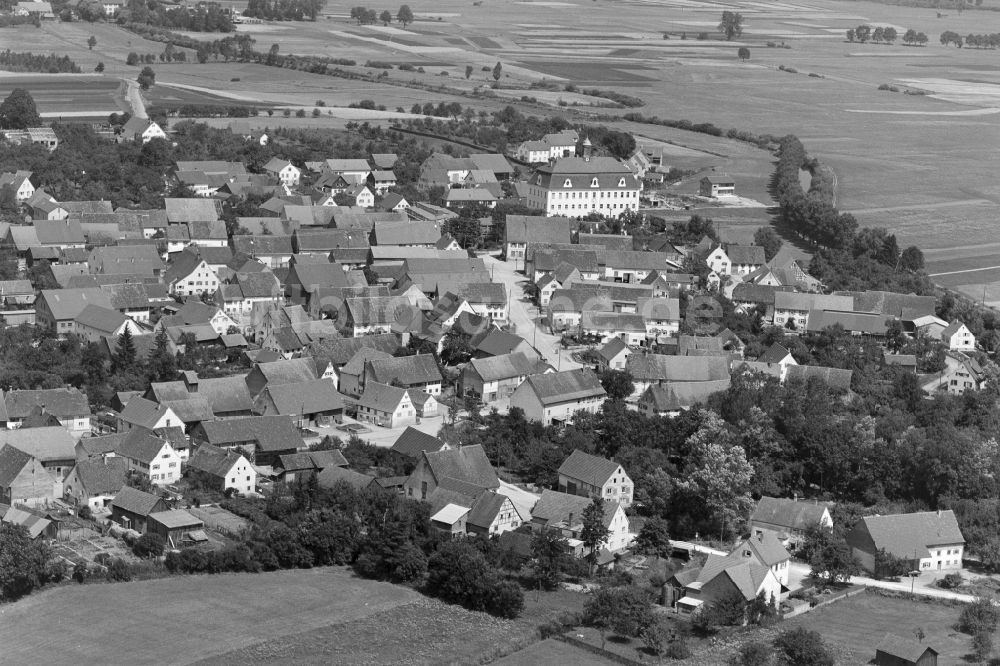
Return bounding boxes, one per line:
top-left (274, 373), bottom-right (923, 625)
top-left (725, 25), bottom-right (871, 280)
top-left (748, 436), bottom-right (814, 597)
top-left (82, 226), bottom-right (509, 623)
top-left (471, 330), bottom-right (527, 357)
top-left (467, 353), bottom-right (545, 383)
top-left (101, 282), bottom-right (150, 311)
top-left (276, 449), bottom-right (348, 473)
top-left (35, 219), bottom-right (85, 245)
top-left (531, 489), bottom-right (619, 530)
top-left (257, 379), bottom-right (345, 416)
top-left (117, 428), bottom-right (169, 464)
top-left (39, 287), bottom-right (112, 321)
top-left (164, 198), bottom-right (219, 223)
top-left (0, 426), bottom-right (76, 462)
top-left (4, 388), bottom-right (89, 419)
top-left (71, 457), bottom-right (129, 496)
top-left (626, 354), bottom-right (730, 382)
top-left (755, 499), bottom-right (826, 534)
top-left (876, 634), bottom-right (938, 662)
top-left (0, 445), bottom-right (34, 488)
top-left (519, 369), bottom-right (606, 405)
top-left (196, 415), bottom-right (303, 452)
top-left (505, 215), bottom-right (573, 245)
top-left (422, 444), bottom-right (499, 490)
top-left (366, 354), bottom-right (442, 386)
top-left (757, 343), bottom-right (792, 364)
top-left (735, 532), bottom-right (790, 567)
top-left (597, 337), bottom-right (628, 363)
top-left (640, 380), bottom-right (730, 412)
top-left (74, 304), bottom-right (128, 334)
top-left (341, 347), bottom-right (394, 376)
top-left (187, 444), bottom-right (246, 478)
top-left (355, 381), bottom-right (408, 413)
top-left (346, 295), bottom-right (410, 327)
top-left (3, 506), bottom-right (51, 539)
top-left (306, 334), bottom-right (402, 367)
top-left (112, 485), bottom-right (165, 516)
top-left (784, 365), bottom-right (852, 391)
top-left (695, 552), bottom-right (770, 601)
top-left (467, 491), bottom-right (518, 530)
top-left (251, 357), bottom-right (318, 387)
top-left (580, 311), bottom-right (645, 332)
top-left (941, 320), bottom-right (969, 339)
top-left (119, 396), bottom-right (171, 430)
top-left (558, 449), bottom-right (622, 487)
top-left (316, 465), bottom-right (373, 490)
top-left (854, 510), bottom-right (964, 560)
top-left (148, 509), bottom-right (203, 530)
top-left (391, 426), bottom-right (448, 459)
top-left (724, 244), bottom-right (765, 265)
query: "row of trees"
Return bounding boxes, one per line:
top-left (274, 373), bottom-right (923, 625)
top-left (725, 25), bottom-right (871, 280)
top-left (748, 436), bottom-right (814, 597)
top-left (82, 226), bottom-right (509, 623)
top-left (846, 25), bottom-right (898, 43)
top-left (943, 31), bottom-right (1000, 48)
top-left (245, 0), bottom-right (326, 21)
top-left (0, 50), bottom-right (80, 74)
top-left (119, 0), bottom-right (235, 32)
top-left (349, 4), bottom-right (412, 25)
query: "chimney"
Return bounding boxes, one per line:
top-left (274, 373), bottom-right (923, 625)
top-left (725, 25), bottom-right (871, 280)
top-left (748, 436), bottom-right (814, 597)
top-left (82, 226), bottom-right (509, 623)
top-left (567, 512), bottom-right (574, 526)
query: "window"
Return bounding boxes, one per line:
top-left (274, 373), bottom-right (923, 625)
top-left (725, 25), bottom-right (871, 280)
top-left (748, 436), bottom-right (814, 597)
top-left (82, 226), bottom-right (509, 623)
top-left (152, 464), bottom-right (160, 470)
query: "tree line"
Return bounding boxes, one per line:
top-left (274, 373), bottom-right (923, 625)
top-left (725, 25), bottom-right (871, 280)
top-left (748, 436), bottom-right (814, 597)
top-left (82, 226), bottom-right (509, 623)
top-left (941, 30), bottom-right (1000, 48)
top-left (349, 4), bottom-right (412, 26)
top-left (0, 50), bottom-right (80, 74)
top-left (118, 0), bottom-right (235, 32)
top-left (846, 25), bottom-right (897, 43)
top-left (244, 0), bottom-right (327, 21)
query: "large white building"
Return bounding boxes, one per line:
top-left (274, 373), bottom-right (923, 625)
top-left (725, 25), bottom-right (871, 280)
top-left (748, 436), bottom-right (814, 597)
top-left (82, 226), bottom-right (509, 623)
top-left (524, 153), bottom-right (641, 218)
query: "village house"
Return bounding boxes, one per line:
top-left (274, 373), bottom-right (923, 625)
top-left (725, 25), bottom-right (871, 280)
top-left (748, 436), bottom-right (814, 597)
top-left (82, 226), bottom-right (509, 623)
top-left (120, 117), bottom-right (167, 144)
top-left (389, 427), bottom-right (451, 467)
top-left (428, 486), bottom-right (524, 538)
top-left (940, 320), bottom-right (975, 351)
top-left (667, 550), bottom-right (781, 616)
top-left (35, 287), bottom-right (113, 335)
top-left (530, 489), bottom-right (631, 554)
top-left (509, 369), bottom-right (607, 426)
top-left (503, 215), bottom-right (571, 266)
top-left (637, 380), bottom-right (731, 418)
top-left (514, 129), bottom-right (579, 163)
top-left (216, 271), bottom-right (284, 335)
top-left (354, 382), bottom-right (435, 429)
top-left (189, 415), bottom-right (304, 466)
top-left (115, 429), bottom-right (183, 486)
top-left (163, 250), bottom-right (221, 297)
top-left (343, 296), bottom-right (411, 337)
top-left (110, 486), bottom-right (169, 533)
top-left (117, 396), bottom-right (182, 432)
top-left (264, 158), bottom-right (301, 187)
top-left (460, 353), bottom-right (551, 403)
top-left (706, 245), bottom-right (766, 277)
top-left (875, 635), bottom-right (939, 666)
top-left (750, 495), bottom-right (834, 550)
top-left (274, 449), bottom-right (348, 484)
top-left (627, 354), bottom-right (731, 397)
top-left (63, 457), bottom-right (129, 513)
top-left (699, 174), bottom-right (736, 198)
top-left (147, 509), bottom-right (205, 548)
top-left (0, 427), bottom-right (77, 481)
top-left (846, 510), bottom-right (965, 574)
top-left (596, 338), bottom-right (631, 371)
top-left (732, 532), bottom-right (791, 589)
top-left (772, 291), bottom-right (854, 330)
top-left (73, 304), bottom-right (142, 344)
top-left (404, 444), bottom-right (499, 501)
top-left (365, 354), bottom-right (443, 396)
top-left (0, 388), bottom-right (90, 433)
top-left (0, 445), bottom-right (57, 507)
top-left (920, 351), bottom-right (985, 395)
top-left (252, 378), bottom-right (345, 428)
top-left (186, 444), bottom-right (257, 496)
top-left (579, 311), bottom-right (647, 346)
top-left (558, 449), bottom-right (633, 508)
top-left (0, 170), bottom-right (34, 201)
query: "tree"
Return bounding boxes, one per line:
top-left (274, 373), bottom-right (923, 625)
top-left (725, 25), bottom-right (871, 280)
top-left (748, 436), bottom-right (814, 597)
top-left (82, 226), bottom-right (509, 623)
top-left (974, 631), bottom-right (993, 662)
top-left (95, 61), bottom-right (105, 73)
top-left (753, 227), bottom-right (783, 261)
top-left (440, 332), bottom-right (473, 365)
top-left (599, 369), bottom-right (634, 401)
top-left (800, 525), bottom-right (859, 584)
top-left (960, 597), bottom-right (999, 634)
top-left (899, 245), bottom-right (924, 272)
top-left (133, 533), bottom-right (165, 558)
top-left (883, 26), bottom-right (897, 44)
top-left (0, 88), bottom-right (41, 130)
top-left (736, 641), bottom-right (775, 666)
top-left (147, 328), bottom-right (177, 382)
top-left (425, 541), bottom-right (523, 618)
top-left (738, 46), bottom-right (750, 61)
top-left (379, 9), bottom-right (392, 24)
top-left (126, 51), bottom-right (140, 66)
top-left (584, 586), bottom-right (655, 640)
top-left (580, 496), bottom-right (610, 567)
top-left (0, 523), bottom-right (49, 600)
top-left (632, 517), bottom-right (671, 558)
top-left (872, 26), bottom-right (885, 43)
top-left (137, 66), bottom-right (156, 90)
top-left (773, 628), bottom-right (834, 666)
top-left (718, 10), bottom-right (744, 40)
top-left (396, 4), bottom-right (413, 26)
top-left (113, 328), bottom-right (137, 373)
top-left (846, 28), bottom-right (855, 42)
top-left (531, 528), bottom-right (572, 589)
top-left (465, 64), bottom-right (473, 79)
top-left (855, 24), bottom-right (871, 43)
top-left (492, 61), bottom-right (502, 82)
top-left (903, 28), bottom-right (916, 45)
top-left (87, 35), bottom-right (97, 50)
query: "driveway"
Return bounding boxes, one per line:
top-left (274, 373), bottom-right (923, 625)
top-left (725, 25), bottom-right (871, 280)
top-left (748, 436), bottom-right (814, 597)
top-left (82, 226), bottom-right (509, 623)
top-left (483, 256), bottom-right (581, 372)
top-left (787, 561), bottom-right (975, 602)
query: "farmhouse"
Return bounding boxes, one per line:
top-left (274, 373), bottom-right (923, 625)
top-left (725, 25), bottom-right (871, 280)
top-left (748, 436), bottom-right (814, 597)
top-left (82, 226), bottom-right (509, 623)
top-left (460, 353), bottom-right (549, 403)
top-left (390, 427), bottom-right (450, 465)
top-left (186, 445), bottom-right (256, 496)
top-left (354, 382), bottom-right (418, 429)
top-left (846, 510), bottom-right (965, 574)
top-left (667, 550), bottom-right (781, 615)
top-left (63, 457), bottom-right (129, 512)
top-left (116, 429), bottom-right (183, 486)
top-left (530, 489), bottom-right (631, 553)
top-left (111, 486), bottom-right (169, 532)
top-left (404, 444), bottom-right (499, 501)
top-left (147, 509), bottom-right (205, 547)
top-left (558, 449), bottom-right (633, 508)
top-left (189, 415), bottom-right (304, 466)
top-left (120, 117), bottom-right (166, 144)
top-left (509, 368), bottom-right (606, 425)
top-left (750, 495), bottom-right (833, 549)
top-left (264, 158), bottom-right (301, 186)
top-left (0, 445), bottom-right (57, 507)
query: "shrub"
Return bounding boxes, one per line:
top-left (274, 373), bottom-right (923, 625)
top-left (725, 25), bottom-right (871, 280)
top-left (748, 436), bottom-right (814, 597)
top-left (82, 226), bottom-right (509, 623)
top-left (960, 597), bottom-right (999, 635)
top-left (315, 99), bottom-right (325, 106)
top-left (697, 32), bottom-right (709, 40)
top-left (105, 558), bottom-right (133, 582)
top-left (774, 628), bottom-right (833, 666)
top-left (73, 562), bottom-right (89, 583)
top-left (940, 572), bottom-right (963, 589)
top-left (133, 533), bottom-right (165, 558)
top-left (974, 630), bottom-right (993, 661)
top-left (295, 109), bottom-right (306, 117)
top-left (665, 636), bottom-right (691, 659)
top-left (734, 641), bottom-right (774, 666)
top-left (641, 620), bottom-right (669, 656)
top-left (78, 506), bottom-right (93, 520)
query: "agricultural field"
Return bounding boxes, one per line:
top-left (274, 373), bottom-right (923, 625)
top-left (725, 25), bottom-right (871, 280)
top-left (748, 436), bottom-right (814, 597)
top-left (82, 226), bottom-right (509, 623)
top-left (0, 73), bottom-right (124, 117)
top-left (2, 0), bottom-right (999, 293)
top-left (784, 592), bottom-right (975, 664)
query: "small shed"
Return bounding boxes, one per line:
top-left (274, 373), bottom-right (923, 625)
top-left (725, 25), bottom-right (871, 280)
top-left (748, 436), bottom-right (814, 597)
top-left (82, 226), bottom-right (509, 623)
top-left (875, 634), bottom-right (938, 666)
top-left (147, 509), bottom-right (205, 547)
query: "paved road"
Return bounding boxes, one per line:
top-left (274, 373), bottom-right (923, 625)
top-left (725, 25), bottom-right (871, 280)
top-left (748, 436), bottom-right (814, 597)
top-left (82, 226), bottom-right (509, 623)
top-left (483, 255), bottom-right (581, 372)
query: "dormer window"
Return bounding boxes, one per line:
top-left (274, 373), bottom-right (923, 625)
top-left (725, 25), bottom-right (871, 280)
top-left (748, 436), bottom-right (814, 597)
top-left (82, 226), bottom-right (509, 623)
top-left (590, 177), bottom-right (599, 188)
top-left (618, 177), bottom-right (626, 187)
top-left (563, 178), bottom-right (572, 188)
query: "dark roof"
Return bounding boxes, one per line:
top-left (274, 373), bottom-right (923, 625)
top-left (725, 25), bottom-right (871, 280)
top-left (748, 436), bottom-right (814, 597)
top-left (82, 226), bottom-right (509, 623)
top-left (875, 634), bottom-right (938, 662)
top-left (306, 334), bottom-right (402, 367)
top-left (423, 445), bottom-right (499, 490)
top-left (112, 486), bottom-right (164, 516)
top-left (391, 427), bottom-right (448, 459)
top-left (641, 380), bottom-right (730, 412)
top-left (467, 491), bottom-right (514, 530)
top-left (784, 365), bottom-right (853, 391)
top-left (117, 429), bottom-right (169, 464)
top-left (4, 388), bottom-right (89, 419)
top-left (71, 457), bottom-right (129, 495)
top-left (196, 415), bottom-right (304, 453)
top-left (736, 532), bottom-right (790, 567)
top-left (366, 354), bottom-right (442, 387)
top-left (471, 330), bottom-right (526, 357)
top-left (316, 465), bottom-right (373, 490)
top-left (355, 382), bottom-right (408, 413)
top-left (854, 511), bottom-right (964, 559)
top-left (467, 353), bottom-right (546, 382)
top-left (0, 426), bottom-right (76, 462)
top-left (187, 444), bottom-right (246, 477)
top-left (626, 354), bottom-right (730, 382)
top-left (725, 244), bottom-right (765, 265)
top-left (558, 450), bottom-right (622, 487)
top-left (757, 343), bottom-right (792, 364)
top-left (531, 489), bottom-right (619, 530)
top-left (257, 379), bottom-right (345, 416)
top-left (252, 358), bottom-right (318, 386)
top-left (519, 369), bottom-right (606, 405)
top-left (0, 445), bottom-right (33, 488)
top-left (276, 450), bottom-right (348, 473)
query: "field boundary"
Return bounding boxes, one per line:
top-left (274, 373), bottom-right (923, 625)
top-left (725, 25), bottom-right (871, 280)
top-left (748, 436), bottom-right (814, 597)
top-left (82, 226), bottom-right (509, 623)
top-left (554, 634), bottom-right (645, 666)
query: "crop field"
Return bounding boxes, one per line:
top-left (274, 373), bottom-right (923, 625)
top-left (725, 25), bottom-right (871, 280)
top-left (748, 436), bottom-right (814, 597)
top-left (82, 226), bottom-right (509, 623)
top-left (784, 593), bottom-right (975, 664)
top-left (2, 0), bottom-right (999, 292)
top-left (0, 73), bottom-right (124, 117)
top-left (0, 568), bottom-right (420, 665)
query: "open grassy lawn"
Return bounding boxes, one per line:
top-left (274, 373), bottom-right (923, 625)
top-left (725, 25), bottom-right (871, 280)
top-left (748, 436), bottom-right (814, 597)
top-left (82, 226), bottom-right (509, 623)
top-left (492, 638), bottom-right (616, 665)
top-left (785, 592), bottom-right (975, 664)
top-left (0, 567), bottom-right (420, 666)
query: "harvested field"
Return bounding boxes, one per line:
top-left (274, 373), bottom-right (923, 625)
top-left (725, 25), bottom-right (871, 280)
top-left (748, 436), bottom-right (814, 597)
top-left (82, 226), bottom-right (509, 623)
top-left (0, 74), bottom-right (123, 116)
